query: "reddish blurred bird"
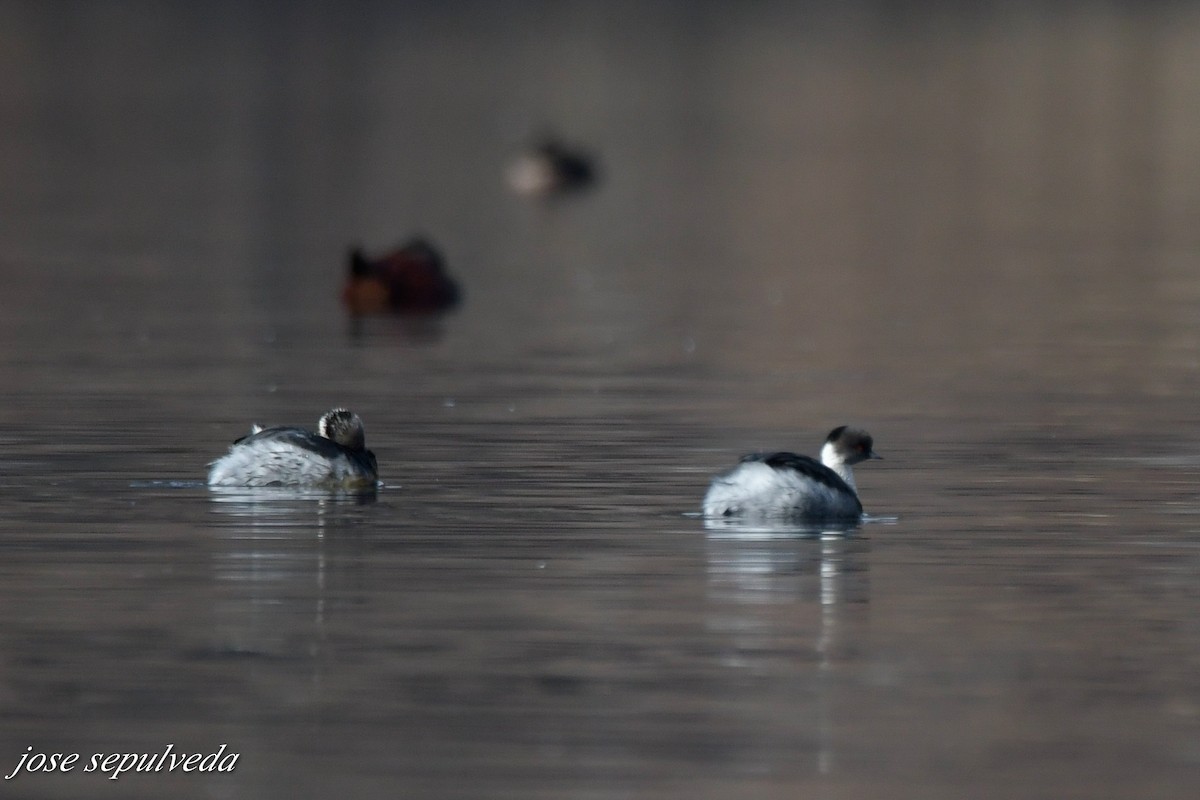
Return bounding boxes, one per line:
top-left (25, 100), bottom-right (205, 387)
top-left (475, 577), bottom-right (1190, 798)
top-left (342, 238), bottom-right (460, 314)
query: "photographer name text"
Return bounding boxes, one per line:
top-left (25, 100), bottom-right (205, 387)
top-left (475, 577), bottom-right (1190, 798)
top-left (5, 744), bottom-right (238, 781)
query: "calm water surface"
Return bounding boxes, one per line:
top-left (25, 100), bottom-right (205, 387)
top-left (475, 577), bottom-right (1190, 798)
top-left (1, 2), bottom-right (1199, 798)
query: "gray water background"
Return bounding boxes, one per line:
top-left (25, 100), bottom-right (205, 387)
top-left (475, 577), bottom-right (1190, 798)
top-left (1, 1), bottom-right (1199, 797)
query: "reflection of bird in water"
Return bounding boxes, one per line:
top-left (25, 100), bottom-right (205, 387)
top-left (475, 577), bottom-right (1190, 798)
top-left (207, 408), bottom-right (378, 489)
top-left (342, 238), bottom-right (460, 314)
top-left (507, 138), bottom-right (597, 198)
top-left (702, 529), bottom-right (871, 776)
top-left (703, 426), bottom-right (880, 520)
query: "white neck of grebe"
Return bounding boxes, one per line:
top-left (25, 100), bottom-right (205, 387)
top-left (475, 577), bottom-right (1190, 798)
top-left (820, 441), bottom-right (858, 494)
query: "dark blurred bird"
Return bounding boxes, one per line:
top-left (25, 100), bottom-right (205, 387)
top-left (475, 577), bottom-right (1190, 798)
top-left (342, 238), bottom-right (460, 314)
top-left (506, 138), bottom-right (597, 198)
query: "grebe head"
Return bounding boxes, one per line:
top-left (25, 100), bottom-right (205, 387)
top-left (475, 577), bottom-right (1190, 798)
top-left (318, 408), bottom-right (367, 451)
top-left (820, 426), bottom-right (880, 468)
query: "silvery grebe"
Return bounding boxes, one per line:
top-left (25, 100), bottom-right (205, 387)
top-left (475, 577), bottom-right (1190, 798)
top-left (207, 408), bottom-right (378, 488)
top-left (703, 426), bottom-right (879, 519)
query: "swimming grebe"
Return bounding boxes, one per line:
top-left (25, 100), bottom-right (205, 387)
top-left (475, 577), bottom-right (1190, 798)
top-left (506, 138), bottom-right (597, 197)
top-left (703, 426), bottom-right (880, 519)
top-left (342, 238), bottom-right (460, 314)
top-left (207, 408), bottom-right (378, 488)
